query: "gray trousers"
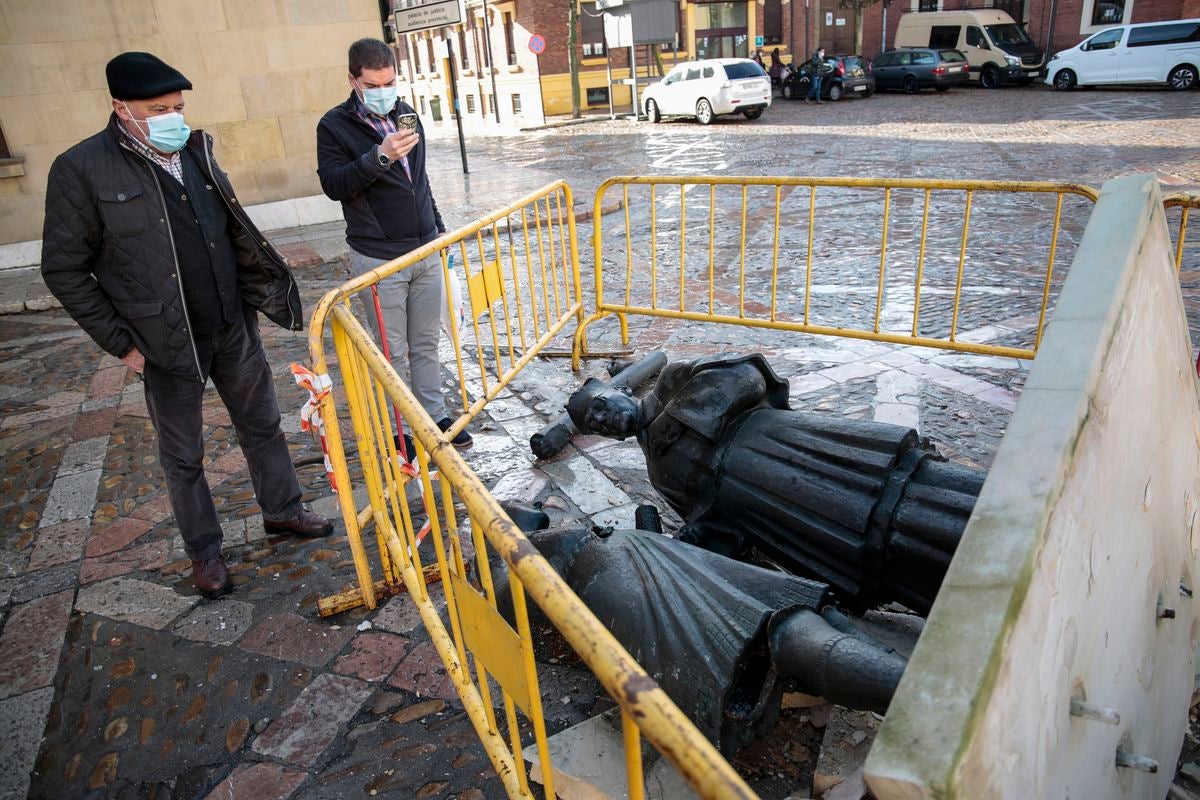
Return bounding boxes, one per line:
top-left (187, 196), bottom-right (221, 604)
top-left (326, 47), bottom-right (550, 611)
top-left (143, 307), bottom-right (303, 561)
top-left (351, 250), bottom-right (446, 421)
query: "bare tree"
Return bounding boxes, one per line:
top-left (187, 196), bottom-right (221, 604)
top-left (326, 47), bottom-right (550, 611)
top-left (838, 0), bottom-right (881, 54)
top-left (568, 0), bottom-right (581, 118)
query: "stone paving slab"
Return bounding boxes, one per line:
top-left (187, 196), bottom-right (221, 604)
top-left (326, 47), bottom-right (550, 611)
top-left (76, 576), bottom-right (200, 630)
top-left (173, 599), bottom-right (255, 645)
top-left (0, 686), bottom-right (54, 799)
top-left (252, 672), bottom-right (373, 767)
top-left (202, 762), bottom-right (309, 800)
top-left (0, 589), bottom-right (73, 701)
top-left (238, 612), bottom-right (357, 668)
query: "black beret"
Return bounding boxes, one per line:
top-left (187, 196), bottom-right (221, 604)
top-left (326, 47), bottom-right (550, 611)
top-left (106, 52), bottom-right (192, 100)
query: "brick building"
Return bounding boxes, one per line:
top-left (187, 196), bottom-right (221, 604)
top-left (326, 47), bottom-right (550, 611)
top-left (858, 0), bottom-right (1200, 61)
top-left (394, 0), bottom-right (821, 129)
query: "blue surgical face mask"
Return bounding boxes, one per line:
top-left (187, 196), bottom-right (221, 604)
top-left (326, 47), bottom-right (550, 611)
top-left (124, 103), bottom-right (190, 153)
top-left (357, 80), bottom-right (398, 117)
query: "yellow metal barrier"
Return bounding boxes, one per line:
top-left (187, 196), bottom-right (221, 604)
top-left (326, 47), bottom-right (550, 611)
top-left (574, 176), bottom-right (1103, 369)
top-left (304, 175), bottom-right (1195, 799)
top-left (1164, 191), bottom-right (1199, 272)
top-left (308, 181), bottom-right (756, 799)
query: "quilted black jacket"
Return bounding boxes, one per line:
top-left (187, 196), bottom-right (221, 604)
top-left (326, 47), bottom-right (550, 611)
top-left (316, 95), bottom-right (445, 260)
top-left (41, 115), bottom-right (303, 381)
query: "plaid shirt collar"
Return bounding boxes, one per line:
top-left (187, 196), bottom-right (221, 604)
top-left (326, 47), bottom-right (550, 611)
top-left (353, 94), bottom-right (398, 139)
top-left (117, 121), bottom-right (184, 184)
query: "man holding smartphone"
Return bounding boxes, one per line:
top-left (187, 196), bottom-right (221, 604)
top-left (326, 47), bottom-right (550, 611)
top-left (316, 38), bottom-right (471, 451)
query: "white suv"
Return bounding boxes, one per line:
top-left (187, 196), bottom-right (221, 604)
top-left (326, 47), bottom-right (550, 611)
top-left (642, 58), bottom-right (772, 124)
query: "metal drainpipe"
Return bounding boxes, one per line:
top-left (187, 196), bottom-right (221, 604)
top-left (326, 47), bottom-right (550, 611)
top-left (1045, 0), bottom-right (1060, 60)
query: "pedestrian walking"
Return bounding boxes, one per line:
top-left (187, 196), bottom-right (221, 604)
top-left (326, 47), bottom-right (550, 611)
top-left (769, 48), bottom-right (784, 87)
top-left (806, 48), bottom-right (829, 103)
top-left (316, 38), bottom-right (472, 454)
top-left (40, 52), bottom-right (335, 599)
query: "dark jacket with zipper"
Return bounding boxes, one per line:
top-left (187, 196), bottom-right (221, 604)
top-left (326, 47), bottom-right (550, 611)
top-left (41, 114), bottom-right (302, 381)
top-left (316, 94), bottom-right (445, 261)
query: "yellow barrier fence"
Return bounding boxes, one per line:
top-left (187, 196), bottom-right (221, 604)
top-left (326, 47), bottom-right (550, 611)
top-left (304, 176), bottom-right (1198, 800)
top-left (1164, 191), bottom-right (1199, 274)
top-left (308, 181), bottom-right (756, 799)
top-left (574, 176), bottom-right (1107, 368)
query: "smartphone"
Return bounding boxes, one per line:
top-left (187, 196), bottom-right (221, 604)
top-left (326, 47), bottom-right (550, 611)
top-left (397, 113), bottom-right (419, 131)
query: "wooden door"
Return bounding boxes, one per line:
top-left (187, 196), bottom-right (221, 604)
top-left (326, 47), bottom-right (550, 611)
top-left (818, 0), bottom-right (857, 54)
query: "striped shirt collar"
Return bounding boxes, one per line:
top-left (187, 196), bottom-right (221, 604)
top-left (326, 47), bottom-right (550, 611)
top-left (118, 121), bottom-right (184, 184)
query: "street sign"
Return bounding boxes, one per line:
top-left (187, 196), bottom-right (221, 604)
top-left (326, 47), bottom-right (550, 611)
top-left (529, 33), bottom-right (546, 55)
top-left (755, 35), bottom-right (764, 47)
top-left (394, 0), bottom-right (462, 35)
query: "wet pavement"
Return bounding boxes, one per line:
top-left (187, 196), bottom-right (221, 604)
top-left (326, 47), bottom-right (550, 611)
top-left (1, 85), bottom-right (1199, 800)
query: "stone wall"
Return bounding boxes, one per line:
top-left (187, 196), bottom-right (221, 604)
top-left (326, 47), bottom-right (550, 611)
top-left (0, 0), bottom-right (384, 246)
top-left (865, 173), bottom-right (1200, 798)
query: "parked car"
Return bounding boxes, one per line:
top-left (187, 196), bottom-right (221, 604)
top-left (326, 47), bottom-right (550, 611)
top-left (1045, 18), bottom-right (1200, 91)
top-left (642, 58), bottom-right (772, 124)
top-left (872, 48), bottom-right (970, 92)
top-left (781, 55), bottom-right (876, 100)
top-left (895, 9), bottom-right (1043, 87)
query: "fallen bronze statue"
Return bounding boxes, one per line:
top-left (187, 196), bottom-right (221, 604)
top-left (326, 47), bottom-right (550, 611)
top-left (566, 353), bottom-right (986, 614)
top-left (492, 524), bottom-right (907, 754)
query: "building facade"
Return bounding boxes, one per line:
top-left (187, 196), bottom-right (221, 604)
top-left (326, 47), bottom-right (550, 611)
top-left (858, 0), bottom-right (1200, 60)
top-left (0, 0), bottom-right (388, 257)
top-left (394, 0), bottom-right (820, 132)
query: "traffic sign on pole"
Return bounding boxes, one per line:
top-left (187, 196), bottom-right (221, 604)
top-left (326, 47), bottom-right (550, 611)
top-left (529, 33), bottom-right (547, 55)
top-left (394, 0), bottom-right (462, 35)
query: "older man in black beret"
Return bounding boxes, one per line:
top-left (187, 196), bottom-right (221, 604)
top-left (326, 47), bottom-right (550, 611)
top-left (41, 52), bottom-right (334, 599)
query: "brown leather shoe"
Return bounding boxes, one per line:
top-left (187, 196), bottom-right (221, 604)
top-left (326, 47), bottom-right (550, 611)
top-left (263, 507), bottom-right (334, 537)
top-left (191, 556), bottom-right (232, 599)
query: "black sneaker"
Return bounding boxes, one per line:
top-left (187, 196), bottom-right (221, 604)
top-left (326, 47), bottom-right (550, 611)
top-left (437, 417), bottom-right (473, 450)
top-left (392, 433), bottom-right (415, 462)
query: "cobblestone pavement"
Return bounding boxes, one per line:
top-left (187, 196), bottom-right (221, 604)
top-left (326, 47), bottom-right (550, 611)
top-left (1, 85), bottom-right (1198, 800)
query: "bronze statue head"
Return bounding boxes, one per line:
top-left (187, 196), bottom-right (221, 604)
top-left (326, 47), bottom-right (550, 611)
top-left (567, 378), bottom-right (640, 439)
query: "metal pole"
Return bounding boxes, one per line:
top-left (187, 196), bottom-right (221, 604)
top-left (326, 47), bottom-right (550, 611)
top-left (882, 2), bottom-right (888, 52)
top-left (482, 0), bottom-right (501, 123)
top-left (446, 38), bottom-right (469, 175)
top-left (629, 43), bottom-right (639, 119)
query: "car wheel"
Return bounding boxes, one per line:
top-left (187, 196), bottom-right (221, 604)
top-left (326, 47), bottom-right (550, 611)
top-left (696, 98), bottom-right (714, 125)
top-left (1167, 64), bottom-right (1197, 91)
top-left (743, 108), bottom-right (763, 120)
top-left (902, 75), bottom-right (918, 94)
top-left (828, 84), bottom-right (844, 101)
top-left (935, 85), bottom-right (950, 93)
top-left (1053, 68), bottom-right (1077, 91)
top-left (645, 98), bottom-right (661, 123)
top-left (782, 82), bottom-right (795, 100)
top-left (980, 65), bottom-right (1001, 88)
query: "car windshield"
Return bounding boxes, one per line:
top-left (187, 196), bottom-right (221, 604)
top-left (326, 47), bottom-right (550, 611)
top-left (940, 49), bottom-right (967, 62)
top-left (843, 56), bottom-right (864, 70)
top-left (724, 62), bottom-right (767, 79)
top-left (985, 24), bottom-right (1032, 44)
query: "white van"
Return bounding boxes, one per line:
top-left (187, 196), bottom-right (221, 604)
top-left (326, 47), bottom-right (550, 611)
top-left (894, 10), bottom-right (1044, 87)
top-left (1044, 19), bottom-right (1200, 90)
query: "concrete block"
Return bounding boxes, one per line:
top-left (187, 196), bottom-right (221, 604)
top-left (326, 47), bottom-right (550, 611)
top-left (813, 709), bottom-right (880, 797)
top-left (524, 708), bottom-right (699, 800)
